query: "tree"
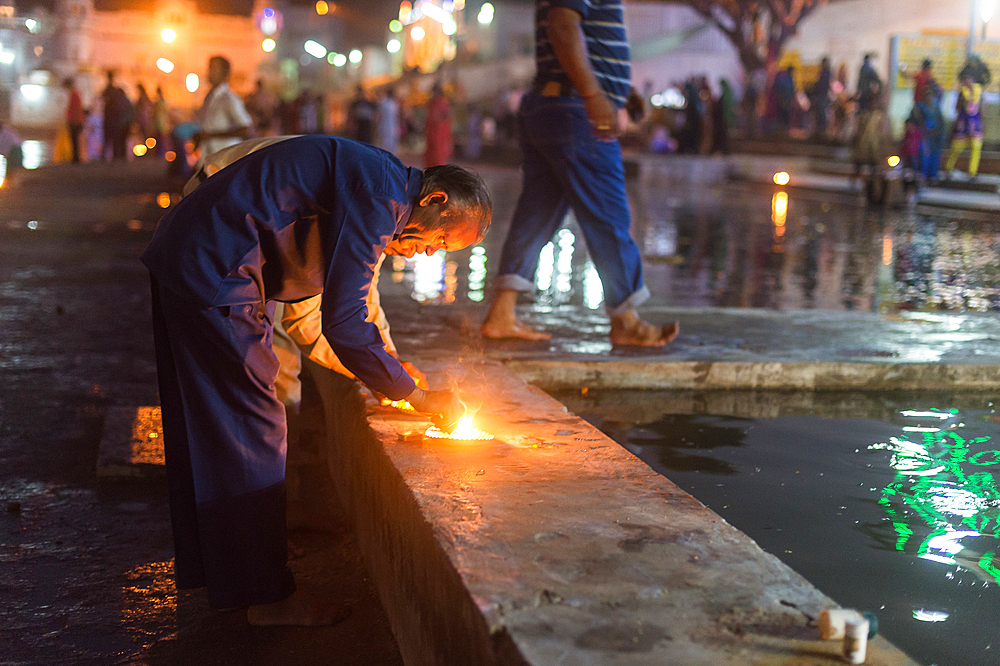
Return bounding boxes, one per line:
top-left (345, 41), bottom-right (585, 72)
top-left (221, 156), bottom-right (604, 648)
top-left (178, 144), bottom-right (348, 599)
top-left (682, 1), bottom-right (829, 76)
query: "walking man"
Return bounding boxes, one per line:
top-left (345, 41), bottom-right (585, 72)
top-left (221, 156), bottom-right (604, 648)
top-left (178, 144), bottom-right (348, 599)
top-left (481, 0), bottom-right (677, 345)
top-left (142, 136), bottom-right (490, 624)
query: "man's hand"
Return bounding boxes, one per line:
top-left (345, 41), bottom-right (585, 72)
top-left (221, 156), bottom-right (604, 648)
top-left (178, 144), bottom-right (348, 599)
top-left (583, 93), bottom-right (620, 141)
top-left (406, 387), bottom-right (463, 432)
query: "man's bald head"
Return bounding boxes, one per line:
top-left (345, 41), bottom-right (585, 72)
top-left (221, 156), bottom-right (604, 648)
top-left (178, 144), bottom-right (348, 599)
top-left (385, 165), bottom-right (492, 258)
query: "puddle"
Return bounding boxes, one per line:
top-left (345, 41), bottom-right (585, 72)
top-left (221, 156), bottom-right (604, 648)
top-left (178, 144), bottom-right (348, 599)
top-left (559, 389), bottom-right (1000, 666)
top-left (389, 181), bottom-right (1000, 319)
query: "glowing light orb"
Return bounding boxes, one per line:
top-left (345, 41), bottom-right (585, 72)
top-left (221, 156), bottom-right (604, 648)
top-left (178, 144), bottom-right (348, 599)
top-left (773, 171), bottom-right (790, 186)
top-left (262, 38), bottom-right (276, 52)
top-left (887, 155), bottom-right (900, 167)
top-left (133, 144), bottom-right (148, 157)
top-left (161, 28), bottom-right (176, 43)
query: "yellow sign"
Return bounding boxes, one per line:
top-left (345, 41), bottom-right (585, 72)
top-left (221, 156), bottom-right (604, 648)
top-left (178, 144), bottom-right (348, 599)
top-left (896, 34), bottom-right (1000, 91)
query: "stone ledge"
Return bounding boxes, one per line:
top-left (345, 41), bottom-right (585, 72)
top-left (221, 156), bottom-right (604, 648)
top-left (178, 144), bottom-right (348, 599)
top-left (311, 358), bottom-right (916, 665)
top-left (503, 360), bottom-right (1000, 391)
top-left (96, 405), bottom-right (164, 478)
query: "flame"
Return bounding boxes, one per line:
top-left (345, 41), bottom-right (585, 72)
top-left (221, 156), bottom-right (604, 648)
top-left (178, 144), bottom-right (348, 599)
top-left (424, 415), bottom-right (494, 441)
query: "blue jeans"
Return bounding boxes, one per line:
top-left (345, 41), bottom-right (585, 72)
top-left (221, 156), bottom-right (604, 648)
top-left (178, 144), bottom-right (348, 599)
top-left (495, 93), bottom-right (648, 317)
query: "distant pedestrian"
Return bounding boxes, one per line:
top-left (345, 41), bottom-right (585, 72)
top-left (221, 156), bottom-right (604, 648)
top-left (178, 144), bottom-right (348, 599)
top-left (101, 70), bottom-right (132, 160)
top-left (679, 78), bottom-right (702, 153)
top-left (152, 86), bottom-right (171, 156)
top-left (856, 53), bottom-right (882, 112)
top-left (811, 57), bottom-right (832, 139)
top-left (944, 72), bottom-right (984, 180)
top-left (910, 59), bottom-right (935, 104)
top-left (377, 87), bottom-right (400, 154)
top-left (244, 79), bottom-right (278, 137)
top-left (63, 77), bottom-right (84, 164)
top-left (900, 117), bottom-right (921, 192)
top-left (773, 66), bottom-right (796, 134)
top-left (910, 84), bottom-right (944, 181)
top-left (347, 85), bottom-right (376, 144)
top-left (135, 83), bottom-right (154, 142)
top-left (851, 91), bottom-right (888, 198)
top-left (424, 83), bottom-right (453, 167)
top-left (711, 78), bottom-right (734, 155)
top-left (193, 56), bottom-right (252, 166)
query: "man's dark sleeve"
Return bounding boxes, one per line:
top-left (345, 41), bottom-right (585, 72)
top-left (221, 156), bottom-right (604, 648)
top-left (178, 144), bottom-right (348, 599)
top-left (319, 177), bottom-right (416, 400)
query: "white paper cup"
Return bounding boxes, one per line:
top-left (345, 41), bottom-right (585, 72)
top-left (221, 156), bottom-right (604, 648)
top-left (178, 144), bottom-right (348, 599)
top-left (819, 608), bottom-right (863, 640)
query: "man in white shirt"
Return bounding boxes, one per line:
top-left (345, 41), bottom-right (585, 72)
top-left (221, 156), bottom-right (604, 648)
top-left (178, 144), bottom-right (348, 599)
top-left (193, 56), bottom-right (252, 165)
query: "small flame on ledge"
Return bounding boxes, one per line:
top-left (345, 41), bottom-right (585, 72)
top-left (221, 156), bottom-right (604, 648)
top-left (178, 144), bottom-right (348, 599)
top-left (424, 415), bottom-right (494, 441)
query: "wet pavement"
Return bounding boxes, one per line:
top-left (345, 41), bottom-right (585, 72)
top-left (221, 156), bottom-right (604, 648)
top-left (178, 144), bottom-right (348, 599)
top-left (0, 160), bottom-right (401, 665)
top-left (1, 152), bottom-right (998, 664)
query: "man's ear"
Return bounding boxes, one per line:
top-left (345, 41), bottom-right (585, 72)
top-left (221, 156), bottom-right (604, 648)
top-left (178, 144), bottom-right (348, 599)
top-left (419, 190), bottom-right (448, 207)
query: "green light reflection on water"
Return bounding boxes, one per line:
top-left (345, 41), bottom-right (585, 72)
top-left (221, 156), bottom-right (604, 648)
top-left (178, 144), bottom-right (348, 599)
top-left (869, 420), bottom-right (1000, 584)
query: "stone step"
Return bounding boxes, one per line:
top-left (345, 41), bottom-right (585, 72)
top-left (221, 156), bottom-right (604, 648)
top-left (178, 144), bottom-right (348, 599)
top-left (95, 406), bottom-right (164, 478)
top-left (314, 359), bottom-right (917, 665)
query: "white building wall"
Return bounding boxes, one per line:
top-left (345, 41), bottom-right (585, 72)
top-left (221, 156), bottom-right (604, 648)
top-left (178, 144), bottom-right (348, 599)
top-left (783, 0), bottom-right (984, 88)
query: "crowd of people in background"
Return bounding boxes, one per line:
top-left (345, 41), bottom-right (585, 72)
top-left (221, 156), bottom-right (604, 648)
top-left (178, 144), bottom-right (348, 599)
top-left (48, 48), bottom-right (994, 199)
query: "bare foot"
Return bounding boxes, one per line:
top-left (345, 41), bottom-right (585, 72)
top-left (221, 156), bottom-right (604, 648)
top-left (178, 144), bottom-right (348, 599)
top-left (481, 288), bottom-right (551, 341)
top-left (481, 317), bottom-right (551, 341)
top-left (247, 590), bottom-right (351, 627)
top-left (610, 317), bottom-right (679, 347)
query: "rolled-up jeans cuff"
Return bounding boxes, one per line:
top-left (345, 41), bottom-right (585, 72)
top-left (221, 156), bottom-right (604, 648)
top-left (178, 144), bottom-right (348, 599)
top-left (494, 274), bottom-right (536, 292)
top-left (607, 285), bottom-right (650, 318)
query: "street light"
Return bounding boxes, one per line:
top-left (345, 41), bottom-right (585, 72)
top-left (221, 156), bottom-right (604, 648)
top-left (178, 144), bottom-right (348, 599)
top-left (161, 28), bottom-right (176, 43)
top-left (983, 0), bottom-right (997, 37)
top-left (316, 0), bottom-right (329, 15)
top-left (478, 2), bottom-right (494, 24)
top-left (304, 39), bottom-right (328, 58)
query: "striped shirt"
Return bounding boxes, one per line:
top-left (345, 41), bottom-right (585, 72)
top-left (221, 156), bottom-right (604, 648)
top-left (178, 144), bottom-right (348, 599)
top-left (534, 0), bottom-right (631, 107)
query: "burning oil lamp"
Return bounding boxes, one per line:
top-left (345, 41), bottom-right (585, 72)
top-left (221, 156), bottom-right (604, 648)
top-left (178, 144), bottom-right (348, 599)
top-left (424, 414), bottom-right (494, 441)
